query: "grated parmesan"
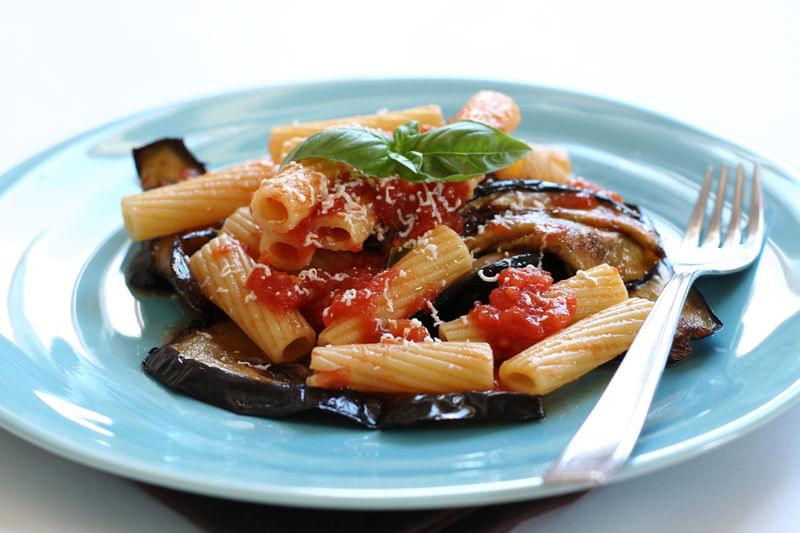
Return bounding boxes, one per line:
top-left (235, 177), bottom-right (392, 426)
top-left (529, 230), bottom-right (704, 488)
top-left (244, 291), bottom-right (258, 304)
top-left (426, 300), bottom-right (444, 327)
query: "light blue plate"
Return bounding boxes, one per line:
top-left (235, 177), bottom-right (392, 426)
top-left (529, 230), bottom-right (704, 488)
top-left (1, 79), bottom-right (799, 510)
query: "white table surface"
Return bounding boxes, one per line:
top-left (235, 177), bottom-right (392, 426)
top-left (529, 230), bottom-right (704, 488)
top-left (2, 1), bottom-right (799, 531)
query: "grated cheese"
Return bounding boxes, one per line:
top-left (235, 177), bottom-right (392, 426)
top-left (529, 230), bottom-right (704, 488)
top-left (426, 300), bottom-right (444, 327)
top-left (244, 291), bottom-right (258, 304)
top-left (383, 277), bottom-right (394, 313)
top-left (574, 269), bottom-right (601, 287)
top-left (253, 263), bottom-right (272, 276)
top-left (340, 288), bottom-right (357, 306)
top-left (304, 232), bottom-right (323, 248)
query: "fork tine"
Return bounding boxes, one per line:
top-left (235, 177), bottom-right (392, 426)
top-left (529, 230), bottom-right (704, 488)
top-left (702, 164), bottom-right (729, 247)
top-left (683, 165), bottom-right (714, 245)
top-left (723, 164), bottom-right (745, 246)
top-left (746, 162), bottom-right (764, 245)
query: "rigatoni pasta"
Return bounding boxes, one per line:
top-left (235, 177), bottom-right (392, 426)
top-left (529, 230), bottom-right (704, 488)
top-left (258, 230), bottom-right (316, 271)
top-left (307, 342), bottom-right (494, 393)
top-left (498, 298), bottom-right (654, 395)
top-left (317, 225), bottom-right (473, 346)
top-left (122, 159), bottom-right (274, 241)
top-left (495, 144), bottom-right (572, 183)
top-left (450, 90), bottom-right (521, 133)
top-left (189, 233), bottom-right (316, 362)
top-left (440, 263), bottom-right (628, 342)
top-left (310, 192), bottom-right (376, 252)
top-left (268, 104), bottom-right (445, 161)
top-left (220, 206), bottom-right (262, 257)
top-left (249, 161), bottom-right (329, 233)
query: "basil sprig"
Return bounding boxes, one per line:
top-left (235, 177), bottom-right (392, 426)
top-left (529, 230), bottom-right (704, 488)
top-left (282, 120), bottom-right (531, 183)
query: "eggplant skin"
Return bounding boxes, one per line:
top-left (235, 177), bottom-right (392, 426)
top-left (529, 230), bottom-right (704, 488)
top-left (427, 253), bottom-right (544, 323)
top-left (125, 243), bottom-right (170, 292)
top-left (125, 228), bottom-right (218, 317)
top-left (380, 392), bottom-right (545, 428)
top-left (133, 138), bottom-right (206, 190)
top-left (629, 261), bottom-right (722, 361)
top-left (143, 321), bottom-right (545, 429)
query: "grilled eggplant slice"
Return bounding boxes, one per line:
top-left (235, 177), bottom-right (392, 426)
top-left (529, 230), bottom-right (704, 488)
top-left (630, 261), bottom-right (722, 361)
top-left (461, 178), bottom-right (720, 359)
top-left (463, 179), bottom-right (664, 285)
top-left (125, 228), bottom-right (218, 317)
top-left (133, 138), bottom-right (206, 190)
top-left (144, 321), bottom-right (545, 429)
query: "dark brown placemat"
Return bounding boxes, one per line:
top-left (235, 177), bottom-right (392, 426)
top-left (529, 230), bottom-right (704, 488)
top-left (142, 484), bottom-right (585, 533)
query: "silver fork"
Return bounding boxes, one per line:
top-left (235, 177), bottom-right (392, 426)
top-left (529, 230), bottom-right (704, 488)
top-left (543, 163), bottom-right (765, 485)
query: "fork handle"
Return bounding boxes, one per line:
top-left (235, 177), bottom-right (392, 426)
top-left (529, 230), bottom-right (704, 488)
top-left (543, 269), bottom-right (697, 485)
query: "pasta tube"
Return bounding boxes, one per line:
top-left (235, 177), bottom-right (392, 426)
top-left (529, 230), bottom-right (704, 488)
top-left (440, 263), bottom-right (628, 342)
top-left (495, 144), bottom-right (572, 184)
top-left (450, 91), bottom-right (521, 133)
top-left (258, 231), bottom-right (316, 271)
top-left (307, 342), bottom-right (494, 393)
top-left (220, 206), bottom-right (261, 257)
top-left (121, 159), bottom-right (274, 241)
top-left (318, 225), bottom-right (473, 345)
top-left (189, 233), bottom-right (316, 362)
top-left (499, 297), bottom-right (654, 395)
top-left (249, 162), bottom-right (329, 233)
top-left (311, 194), bottom-right (376, 252)
top-left (268, 104), bottom-right (445, 161)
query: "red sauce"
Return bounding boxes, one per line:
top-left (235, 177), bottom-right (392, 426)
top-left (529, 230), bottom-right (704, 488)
top-left (550, 192), bottom-right (598, 210)
top-left (256, 175), bottom-right (470, 268)
top-left (211, 242), bottom-right (236, 257)
top-left (245, 267), bottom-right (305, 311)
top-left (244, 261), bottom-right (383, 329)
top-left (376, 319), bottom-right (431, 343)
top-left (324, 269), bottom-right (400, 328)
top-left (310, 368), bottom-right (350, 389)
top-left (372, 179), bottom-right (471, 241)
top-left (469, 266), bottom-right (576, 359)
top-left (570, 178), bottom-right (624, 203)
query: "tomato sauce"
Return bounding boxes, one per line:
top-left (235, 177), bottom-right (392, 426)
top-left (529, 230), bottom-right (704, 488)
top-left (372, 179), bottom-right (471, 241)
top-left (310, 368), bottom-right (350, 389)
top-left (323, 269), bottom-right (399, 333)
top-left (549, 192), bottom-right (598, 210)
top-left (569, 178), bottom-right (624, 203)
top-left (245, 261), bottom-right (383, 330)
top-left (376, 319), bottom-right (431, 343)
top-left (469, 266), bottom-right (576, 359)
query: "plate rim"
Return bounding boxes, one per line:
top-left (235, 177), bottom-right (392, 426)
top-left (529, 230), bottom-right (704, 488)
top-left (1, 77), bottom-right (800, 510)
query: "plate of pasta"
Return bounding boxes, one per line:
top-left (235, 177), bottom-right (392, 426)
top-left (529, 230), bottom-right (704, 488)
top-left (1, 79), bottom-right (799, 509)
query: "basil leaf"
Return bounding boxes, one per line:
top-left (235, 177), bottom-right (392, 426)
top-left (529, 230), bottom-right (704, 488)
top-left (281, 119), bottom-right (530, 184)
top-left (282, 126), bottom-right (396, 177)
top-left (390, 120), bottom-right (420, 154)
top-left (388, 151), bottom-right (420, 175)
top-left (413, 120), bottom-right (530, 181)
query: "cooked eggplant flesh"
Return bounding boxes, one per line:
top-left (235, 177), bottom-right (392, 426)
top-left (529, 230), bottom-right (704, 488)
top-left (456, 179), bottom-right (720, 359)
top-left (144, 321), bottom-right (545, 429)
top-left (471, 177), bottom-right (639, 216)
top-left (125, 228), bottom-right (218, 317)
top-left (462, 180), bottom-right (664, 285)
top-left (465, 211), bottom-right (661, 283)
top-left (133, 138), bottom-right (206, 190)
top-left (630, 261), bottom-right (722, 361)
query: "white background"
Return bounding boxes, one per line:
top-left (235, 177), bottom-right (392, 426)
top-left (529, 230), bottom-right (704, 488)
top-left (1, 1), bottom-right (799, 531)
